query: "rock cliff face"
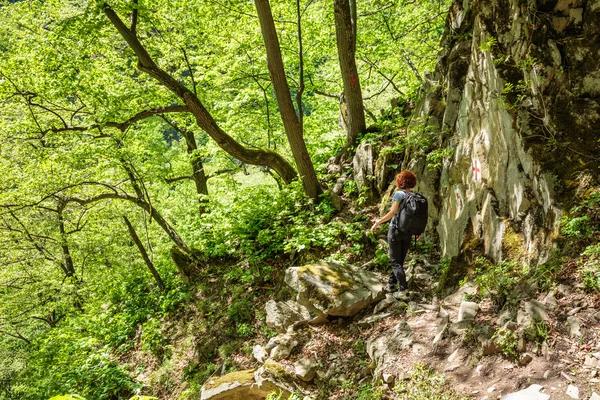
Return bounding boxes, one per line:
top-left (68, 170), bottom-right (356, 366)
top-left (399, 0), bottom-right (600, 264)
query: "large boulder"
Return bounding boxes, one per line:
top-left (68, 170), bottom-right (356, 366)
top-left (285, 261), bottom-right (384, 320)
top-left (265, 300), bottom-right (311, 333)
top-left (200, 361), bottom-right (294, 400)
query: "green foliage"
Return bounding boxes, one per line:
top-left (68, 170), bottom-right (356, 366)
top-left (426, 147), bottom-right (455, 170)
top-left (479, 36), bottom-right (497, 52)
top-left (524, 317), bottom-right (550, 346)
top-left (492, 326), bottom-right (519, 359)
top-left (393, 364), bottom-right (467, 399)
top-left (473, 257), bottom-right (523, 308)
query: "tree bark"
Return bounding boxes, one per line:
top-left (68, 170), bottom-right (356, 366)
top-left (56, 203), bottom-right (76, 278)
top-left (162, 117), bottom-right (208, 215)
top-left (334, 0), bottom-right (366, 147)
top-left (123, 215), bottom-right (165, 290)
top-left (102, 4), bottom-right (297, 184)
top-left (255, 0), bottom-right (322, 200)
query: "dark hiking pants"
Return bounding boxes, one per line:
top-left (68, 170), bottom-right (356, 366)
top-left (387, 230), bottom-right (411, 291)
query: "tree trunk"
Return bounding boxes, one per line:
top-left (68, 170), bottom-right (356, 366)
top-left (255, 0), bottom-right (322, 200)
top-left (334, 0), bottom-right (366, 147)
top-left (123, 215), bottom-right (165, 290)
top-left (102, 5), bottom-right (297, 184)
top-left (57, 203), bottom-right (76, 278)
top-left (162, 117), bottom-right (208, 215)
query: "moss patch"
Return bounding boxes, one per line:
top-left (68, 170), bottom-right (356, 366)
top-left (204, 369), bottom-right (256, 390)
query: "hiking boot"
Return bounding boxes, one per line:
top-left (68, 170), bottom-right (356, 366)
top-left (392, 290), bottom-right (409, 302)
top-left (385, 282), bottom-right (398, 292)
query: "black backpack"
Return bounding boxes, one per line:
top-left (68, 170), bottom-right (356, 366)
top-left (391, 192), bottom-right (428, 236)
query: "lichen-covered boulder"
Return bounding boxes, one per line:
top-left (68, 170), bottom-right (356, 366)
top-left (200, 363), bottom-right (294, 400)
top-left (265, 300), bottom-right (311, 333)
top-left (254, 360), bottom-right (295, 398)
top-left (285, 261), bottom-right (384, 319)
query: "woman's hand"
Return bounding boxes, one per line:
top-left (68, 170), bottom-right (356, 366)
top-left (370, 221), bottom-right (380, 233)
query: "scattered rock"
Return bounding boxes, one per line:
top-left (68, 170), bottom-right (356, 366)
top-left (382, 373), bottom-right (395, 384)
top-left (374, 295), bottom-right (396, 313)
top-left (445, 364), bottom-right (460, 372)
top-left (589, 393), bottom-right (600, 400)
top-left (500, 384), bottom-right (550, 400)
top-left (568, 306), bottom-right (584, 316)
top-left (543, 292), bottom-right (558, 310)
top-left (566, 316), bottom-right (582, 338)
top-left (561, 371), bottom-right (575, 382)
top-left (584, 355), bottom-right (600, 368)
top-left (253, 345), bottom-right (268, 363)
top-left (444, 282), bottom-right (478, 304)
top-left (265, 333), bottom-right (299, 360)
top-left (519, 353), bottom-right (533, 366)
top-left (432, 313), bottom-right (449, 346)
top-left (366, 321), bottom-right (413, 363)
top-left (543, 369), bottom-right (557, 380)
top-left (458, 301), bottom-right (479, 322)
top-left (285, 261), bottom-right (384, 319)
top-left (524, 300), bottom-right (550, 322)
top-left (294, 358), bottom-right (317, 382)
top-left (358, 312), bottom-right (392, 327)
top-left (265, 300), bottom-right (312, 333)
top-left (254, 360), bottom-right (296, 399)
top-left (566, 384), bottom-right (579, 399)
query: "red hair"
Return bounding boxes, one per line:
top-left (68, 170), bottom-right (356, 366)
top-left (395, 170), bottom-right (417, 190)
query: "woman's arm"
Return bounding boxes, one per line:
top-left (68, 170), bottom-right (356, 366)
top-left (370, 200), bottom-right (400, 233)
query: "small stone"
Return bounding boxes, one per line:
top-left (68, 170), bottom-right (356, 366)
top-left (488, 385), bottom-right (496, 393)
top-left (543, 370), bottom-right (557, 380)
top-left (358, 312), bottom-right (393, 327)
top-left (253, 345), bottom-right (268, 363)
top-left (567, 316), bottom-right (582, 338)
top-left (482, 339), bottom-right (503, 356)
top-left (458, 301), bottom-right (479, 322)
top-left (561, 371), bottom-right (574, 381)
top-left (566, 384), bottom-right (579, 399)
top-left (589, 392), bottom-right (600, 400)
top-left (374, 295), bottom-right (396, 313)
top-left (328, 353), bottom-right (339, 360)
top-left (525, 300), bottom-right (550, 322)
top-left (445, 364), bottom-right (460, 372)
top-left (448, 349), bottom-right (461, 363)
top-left (543, 292), bottom-right (558, 310)
top-left (294, 358), bottom-right (317, 382)
top-left (567, 307), bottom-right (584, 316)
top-left (520, 353), bottom-right (533, 366)
top-left (382, 373), bottom-right (395, 384)
top-left (584, 356), bottom-right (599, 368)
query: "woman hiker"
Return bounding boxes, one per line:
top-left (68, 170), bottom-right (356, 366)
top-left (370, 170), bottom-right (418, 301)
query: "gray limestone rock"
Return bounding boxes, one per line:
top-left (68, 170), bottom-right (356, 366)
top-left (567, 316), bottom-right (582, 338)
top-left (285, 261), bottom-right (384, 319)
top-left (366, 321), bottom-right (413, 363)
top-left (358, 312), bottom-right (393, 328)
top-left (200, 363), bottom-right (294, 400)
top-left (444, 282), bottom-right (478, 305)
top-left (252, 345), bottom-right (267, 363)
top-left (265, 300), bottom-right (311, 333)
top-left (294, 358), bottom-right (318, 382)
top-left (500, 384), bottom-right (550, 400)
top-left (265, 333), bottom-right (299, 361)
top-left (457, 301), bottom-right (479, 322)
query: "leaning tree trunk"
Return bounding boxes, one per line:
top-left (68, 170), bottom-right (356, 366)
top-left (255, 0), bottom-right (322, 200)
top-left (102, 5), bottom-right (297, 184)
top-left (334, 0), bottom-right (365, 148)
